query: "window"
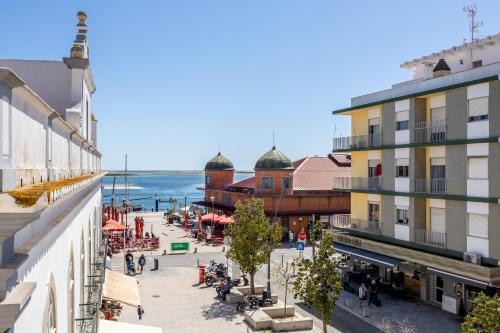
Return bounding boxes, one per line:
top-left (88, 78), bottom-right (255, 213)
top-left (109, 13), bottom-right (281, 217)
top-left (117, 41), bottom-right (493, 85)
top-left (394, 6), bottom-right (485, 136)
top-left (396, 120), bottom-right (409, 131)
top-left (368, 203), bottom-right (380, 222)
top-left (396, 110), bottom-right (409, 131)
top-left (468, 97), bottom-right (488, 122)
top-left (261, 176), bottom-right (274, 189)
top-left (223, 194), bottom-right (231, 206)
top-left (468, 213), bottom-right (488, 238)
top-left (206, 175), bottom-right (212, 185)
top-left (472, 60), bottom-right (482, 68)
top-left (281, 176), bottom-right (291, 189)
top-left (430, 208), bottom-right (445, 233)
top-left (468, 157), bottom-right (488, 180)
top-left (396, 166), bottom-right (409, 177)
top-left (396, 208), bottom-right (409, 224)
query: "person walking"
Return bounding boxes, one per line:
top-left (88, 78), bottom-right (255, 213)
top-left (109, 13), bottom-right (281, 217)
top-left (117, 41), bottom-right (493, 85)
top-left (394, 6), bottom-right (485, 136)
top-left (368, 279), bottom-right (378, 307)
top-left (289, 231), bottom-right (294, 248)
top-left (138, 254), bottom-right (146, 274)
top-left (125, 250), bottom-right (133, 264)
top-left (137, 305), bottom-right (144, 320)
top-left (358, 283), bottom-right (367, 308)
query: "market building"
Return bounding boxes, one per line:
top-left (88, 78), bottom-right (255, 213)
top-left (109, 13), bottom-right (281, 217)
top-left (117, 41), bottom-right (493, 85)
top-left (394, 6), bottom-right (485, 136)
top-left (0, 11), bottom-right (104, 333)
top-left (196, 147), bottom-right (351, 236)
top-left (329, 33), bottom-right (500, 315)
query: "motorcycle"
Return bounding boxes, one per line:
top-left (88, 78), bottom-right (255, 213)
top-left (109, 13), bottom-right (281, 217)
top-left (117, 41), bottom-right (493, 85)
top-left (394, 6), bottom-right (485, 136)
top-left (216, 274), bottom-right (249, 297)
top-left (236, 295), bottom-right (273, 312)
top-left (205, 266), bottom-right (227, 286)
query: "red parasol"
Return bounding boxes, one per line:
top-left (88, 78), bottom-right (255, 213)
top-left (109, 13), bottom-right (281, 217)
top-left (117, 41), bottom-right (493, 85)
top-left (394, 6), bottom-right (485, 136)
top-left (201, 213), bottom-right (222, 221)
top-left (102, 223), bottom-right (128, 231)
top-left (218, 215), bottom-right (235, 224)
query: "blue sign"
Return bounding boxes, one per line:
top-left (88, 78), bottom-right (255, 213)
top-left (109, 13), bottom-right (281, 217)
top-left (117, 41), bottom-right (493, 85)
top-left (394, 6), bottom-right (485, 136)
top-left (296, 242), bottom-right (305, 251)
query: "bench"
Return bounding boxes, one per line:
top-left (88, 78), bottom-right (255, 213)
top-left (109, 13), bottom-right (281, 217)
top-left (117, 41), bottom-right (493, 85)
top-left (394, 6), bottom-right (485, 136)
top-left (224, 285), bottom-right (278, 304)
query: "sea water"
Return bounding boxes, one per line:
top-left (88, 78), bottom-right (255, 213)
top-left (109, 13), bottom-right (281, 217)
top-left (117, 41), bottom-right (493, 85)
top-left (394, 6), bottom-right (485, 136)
top-left (102, 171), bottom-right (250, 211)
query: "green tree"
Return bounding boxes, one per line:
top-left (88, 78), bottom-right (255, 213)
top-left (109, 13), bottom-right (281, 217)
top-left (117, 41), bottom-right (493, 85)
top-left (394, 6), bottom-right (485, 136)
top-left (461, 292), bottom-right (500, 333)
top-left (227, 198), bottom-right (281, 295)
top-left (292, 233), bottom-right (342, 333)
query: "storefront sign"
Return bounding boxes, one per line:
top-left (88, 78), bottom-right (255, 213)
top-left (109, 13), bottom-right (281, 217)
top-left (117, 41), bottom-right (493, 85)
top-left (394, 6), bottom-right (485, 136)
top-left (335, 234), bottom-right (362, 248)
top-left (170, 242), bottom-right (190, 252)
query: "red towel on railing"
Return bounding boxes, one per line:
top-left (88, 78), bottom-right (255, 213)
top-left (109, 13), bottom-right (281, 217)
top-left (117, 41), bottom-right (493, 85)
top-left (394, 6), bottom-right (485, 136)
top-left (375, 164), bottom-right (382, 176)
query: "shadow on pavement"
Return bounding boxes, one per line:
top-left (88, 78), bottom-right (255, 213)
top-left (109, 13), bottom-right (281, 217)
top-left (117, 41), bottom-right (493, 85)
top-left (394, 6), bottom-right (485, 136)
top-left (201, 300), bottom-right (240, 322)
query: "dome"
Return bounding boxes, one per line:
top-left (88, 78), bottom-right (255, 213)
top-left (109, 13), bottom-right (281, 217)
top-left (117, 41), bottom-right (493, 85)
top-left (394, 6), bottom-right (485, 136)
top-left (205, 152), bottom-right (234, 170)
top-left (255, 146), bottom-right (293, 169)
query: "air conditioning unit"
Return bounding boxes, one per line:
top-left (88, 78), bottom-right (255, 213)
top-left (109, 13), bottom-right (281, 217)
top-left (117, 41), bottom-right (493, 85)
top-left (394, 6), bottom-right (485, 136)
top-left (463, 252), bottom-right (481, 265)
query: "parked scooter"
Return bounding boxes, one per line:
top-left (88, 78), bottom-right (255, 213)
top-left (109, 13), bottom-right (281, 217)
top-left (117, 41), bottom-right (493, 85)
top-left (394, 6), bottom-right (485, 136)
top-left (205, 266), bottom-right (227, 286)
top-left (236, 295), bottom-right (273, 312)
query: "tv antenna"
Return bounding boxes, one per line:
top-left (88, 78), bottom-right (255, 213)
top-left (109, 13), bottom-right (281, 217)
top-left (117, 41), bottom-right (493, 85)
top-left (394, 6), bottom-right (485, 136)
top-left (463, 4), bottom-right (483, 42)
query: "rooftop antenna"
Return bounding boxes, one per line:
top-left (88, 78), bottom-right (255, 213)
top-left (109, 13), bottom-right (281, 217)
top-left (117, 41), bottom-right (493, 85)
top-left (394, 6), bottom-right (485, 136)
top-left (463, 4), bottom-right (483, 42)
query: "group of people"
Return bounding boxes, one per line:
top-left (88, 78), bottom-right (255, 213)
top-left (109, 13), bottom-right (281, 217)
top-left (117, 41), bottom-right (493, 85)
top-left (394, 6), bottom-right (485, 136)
top-left (125, 250), bottom-right (147, 276)
top-left (358, 275), bottom-right (381, 312)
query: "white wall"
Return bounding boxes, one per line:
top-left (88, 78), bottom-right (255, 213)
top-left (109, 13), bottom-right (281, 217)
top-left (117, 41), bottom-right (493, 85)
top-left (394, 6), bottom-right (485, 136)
top-left (12, 188), bottom-right (101, 333)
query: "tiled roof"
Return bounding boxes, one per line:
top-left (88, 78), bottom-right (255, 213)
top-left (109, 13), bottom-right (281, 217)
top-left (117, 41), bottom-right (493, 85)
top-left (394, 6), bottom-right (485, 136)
top-left (230, 177), bottom-right (256, 188)
top-left (293, 154), bottom-right (351, 191)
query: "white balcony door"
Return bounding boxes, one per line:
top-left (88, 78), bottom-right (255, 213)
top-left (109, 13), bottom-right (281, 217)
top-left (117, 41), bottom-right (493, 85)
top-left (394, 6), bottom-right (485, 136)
top-left (430, 208), bottom-right (445, 234)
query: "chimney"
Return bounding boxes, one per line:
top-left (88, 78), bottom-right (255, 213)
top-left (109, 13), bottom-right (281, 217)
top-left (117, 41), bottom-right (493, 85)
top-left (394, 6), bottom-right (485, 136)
top-left (432, 58), bottom-right (451, 78)
top-left (70, 11), bottom-right (89, 59)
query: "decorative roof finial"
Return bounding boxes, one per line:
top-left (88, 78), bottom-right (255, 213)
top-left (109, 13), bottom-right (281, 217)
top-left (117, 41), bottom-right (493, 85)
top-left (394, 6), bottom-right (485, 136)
top-left (272, 130), bottom-right (276, 149)
top-left (70, 10), bottom-right (89, 59)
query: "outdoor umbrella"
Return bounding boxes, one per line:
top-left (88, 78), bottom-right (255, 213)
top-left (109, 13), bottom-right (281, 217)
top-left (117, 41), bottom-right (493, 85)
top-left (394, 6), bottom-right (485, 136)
top-left (218, 215), bottom-right (234, 224)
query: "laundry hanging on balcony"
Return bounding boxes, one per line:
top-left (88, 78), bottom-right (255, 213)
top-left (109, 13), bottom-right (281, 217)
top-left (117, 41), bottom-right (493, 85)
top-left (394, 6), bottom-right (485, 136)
top-left (375, 164), bottom-right (382, 176)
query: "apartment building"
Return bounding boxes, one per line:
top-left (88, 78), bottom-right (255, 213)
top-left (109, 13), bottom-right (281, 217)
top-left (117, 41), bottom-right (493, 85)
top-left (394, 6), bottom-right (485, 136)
top-left (330, 34), bottom-right (500, 315)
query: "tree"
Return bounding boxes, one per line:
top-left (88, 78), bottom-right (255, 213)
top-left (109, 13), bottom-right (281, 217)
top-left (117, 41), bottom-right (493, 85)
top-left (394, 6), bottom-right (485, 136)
top-left (292, 233), bottom-right (342, 333)
top-left (227, 198), bottom-right (281, 295)
top-left (272, 260), bottom-right (295, 318)
top-left (461, 292), bottom-right (500, 333)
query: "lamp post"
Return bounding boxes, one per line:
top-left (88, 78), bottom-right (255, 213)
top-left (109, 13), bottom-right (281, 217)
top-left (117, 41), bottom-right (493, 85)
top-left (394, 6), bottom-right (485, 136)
top-left (210, 195), bottom-right (215, 234)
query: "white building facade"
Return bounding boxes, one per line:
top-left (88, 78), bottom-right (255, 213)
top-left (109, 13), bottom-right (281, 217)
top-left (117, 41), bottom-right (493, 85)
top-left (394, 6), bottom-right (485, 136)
top-left (0, 11), bottom-right (104, 333)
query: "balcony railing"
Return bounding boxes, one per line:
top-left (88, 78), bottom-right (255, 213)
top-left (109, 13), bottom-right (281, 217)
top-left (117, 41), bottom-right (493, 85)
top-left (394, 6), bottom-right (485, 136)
top-left (413, 120), bottom-right (447, 143)
top-left (333, 176), bottom-right (382, 191)
top-left (414, 178), bottom-right (446, 195)
top-left (333, 133), bottom-right (382, 151)
top-left (331, 214), bottom-right (383, 235)
top-left (413, 227), bottom-right (447, 248)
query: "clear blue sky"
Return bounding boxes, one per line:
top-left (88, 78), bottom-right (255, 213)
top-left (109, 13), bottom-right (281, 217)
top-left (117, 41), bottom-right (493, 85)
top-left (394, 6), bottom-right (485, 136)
top-left (2, 1), bottom-right (500, 170)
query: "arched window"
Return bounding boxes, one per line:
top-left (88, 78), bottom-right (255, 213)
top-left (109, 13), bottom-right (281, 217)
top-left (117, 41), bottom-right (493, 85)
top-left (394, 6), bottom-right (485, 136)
top-left (68, 248), bottom-right (75, 333)
top-left (80, 231), bottom-right (85, 318)
top-left (43, 280), bottom-right (57, 333)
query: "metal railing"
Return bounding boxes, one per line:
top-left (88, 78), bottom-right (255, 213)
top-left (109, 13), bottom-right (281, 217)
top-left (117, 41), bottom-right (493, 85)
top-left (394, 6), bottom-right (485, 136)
top-left (333, 133), bottom-right (382, 150)
top-left (331, 214), bottom-right (383, 235)
top-left (76, 235), bottom-right (107, 333)
top-left (414, 178), bottom-right (446, 195)
top-left (413, 227), bottom-right (447, 248)
top-left (333, 176), bottom-right (382, 191)
top-left (413, 120), bottom-right (447, 143)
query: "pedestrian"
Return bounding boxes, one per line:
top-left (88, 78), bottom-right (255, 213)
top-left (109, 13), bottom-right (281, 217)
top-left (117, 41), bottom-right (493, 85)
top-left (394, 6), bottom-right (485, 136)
top-left (137, 305), bottom-right (144, 320)
top-left (368, 279), bottom-right (378, 307)
top-left (289, 231), bottom-right (294, 248)
top-left (358, 283), bottom-right (367, 308)
top-left (125, 250), bottom-right (133, 264)
top-left (138, 254), bottom-right (146, 273)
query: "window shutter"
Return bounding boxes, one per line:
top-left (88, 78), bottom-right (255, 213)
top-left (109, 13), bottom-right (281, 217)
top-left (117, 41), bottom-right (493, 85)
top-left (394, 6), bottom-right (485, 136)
top-left (430, 208), bottom-right (445, 233)
top-left (368, 118), bottom-right (380, 126)
top-left (468, 213), bottom-right (488, 238)
top-left (431, 157), bottom-right (446, 166)
top-left (396, 158), bottom-right (409, 166)
top-left (430, 107), bottom-right (446, 121)
top-left (468, 97), bottom-right (488, 117)
top-left (468, 157), bottom-right (488, 179)
top-left (396, 111), bottom-right (409, 121)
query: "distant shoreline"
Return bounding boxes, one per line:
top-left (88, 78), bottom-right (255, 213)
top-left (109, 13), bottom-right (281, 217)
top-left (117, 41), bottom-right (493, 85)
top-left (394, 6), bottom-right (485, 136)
top-left (105, 170), bottom-right (254, 177)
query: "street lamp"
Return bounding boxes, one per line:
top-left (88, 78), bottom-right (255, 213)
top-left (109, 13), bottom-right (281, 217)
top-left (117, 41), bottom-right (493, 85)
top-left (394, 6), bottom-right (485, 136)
top-left (210, 196), bottom-right (215, 234)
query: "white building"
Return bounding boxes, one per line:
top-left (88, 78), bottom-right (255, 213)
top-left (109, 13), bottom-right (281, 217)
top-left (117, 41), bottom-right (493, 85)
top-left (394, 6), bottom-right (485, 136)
top-left (0, 11), bottom-right (104, 333)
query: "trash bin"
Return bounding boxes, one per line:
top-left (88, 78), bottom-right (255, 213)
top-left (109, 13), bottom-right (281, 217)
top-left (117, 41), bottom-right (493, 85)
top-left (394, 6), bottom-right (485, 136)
top-left (153, 258), bottom-right (159, 271)
top-left (199, 264), bottom-right (206, 284)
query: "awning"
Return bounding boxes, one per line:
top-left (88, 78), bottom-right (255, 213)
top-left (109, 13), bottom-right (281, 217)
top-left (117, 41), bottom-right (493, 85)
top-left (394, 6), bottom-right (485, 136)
top-left (99, 319), bottom-right (162, 333)
top-left (102, 269), bottom-right (141, 306)
top-left (333, 242), bottom-right (402, 268)
top-left (427, 268), bottom-right (489, 289)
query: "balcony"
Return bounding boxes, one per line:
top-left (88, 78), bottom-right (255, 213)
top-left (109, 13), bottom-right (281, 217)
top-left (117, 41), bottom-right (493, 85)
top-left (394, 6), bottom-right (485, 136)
top-left (333, 176), bottom-right (381, 191)
top-left (413, 120), bottom-right (447, 143)
top-left (332, 133), bottom-right (382, 151)
top-left (413, 227), bottom-right (447, 248)
top-left (414, 178), bottom-right (446, 195)
top-left (331, 214), bottom-right (383, 235)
